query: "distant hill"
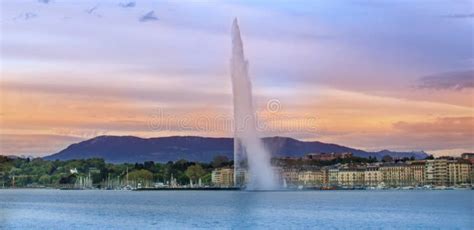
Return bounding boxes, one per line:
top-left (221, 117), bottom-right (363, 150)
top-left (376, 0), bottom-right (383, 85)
top-left (43, 136), bottom-right (429, 163)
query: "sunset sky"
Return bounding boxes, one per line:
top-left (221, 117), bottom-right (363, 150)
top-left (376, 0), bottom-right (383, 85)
top-left (1, 0), bottom-right (473, 157)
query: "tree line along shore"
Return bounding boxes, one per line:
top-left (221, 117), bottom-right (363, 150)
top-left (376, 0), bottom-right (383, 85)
top-left (0, 154), bottom-right (377, 189)
top-left (1, 154), bottom-right (472, 190)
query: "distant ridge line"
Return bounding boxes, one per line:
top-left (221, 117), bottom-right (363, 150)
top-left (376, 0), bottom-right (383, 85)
top-left (43, 135), bottom-right (429, 163)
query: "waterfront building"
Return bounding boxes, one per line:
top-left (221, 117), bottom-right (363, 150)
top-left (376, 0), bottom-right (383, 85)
top-left (380, 163), bottom-right (411, 187)
top-left (364, 166), bottom-right (382, 187)
top-left (234, 168), bottom-right (248, 186)
top-left (277, 158), bottom-right (472, 188)
top-left (328, 168), bottom-right (339, 186)
top-left (448, 160), bottom-right (471, 185)
top-left (408, 161), bottom-right (425, 186)
top-left (337, 168), bottom-right (364, 187)
top-left (298, 170), bottom-right (324, 186)
top-left (212, 168), bottom-right (234, 187)
top-left (425, 159), bottom-right (448, 185)
top-left (321, 167), bottom-right (329, 186)
top-left (281, 168), bottom-right (300, 185)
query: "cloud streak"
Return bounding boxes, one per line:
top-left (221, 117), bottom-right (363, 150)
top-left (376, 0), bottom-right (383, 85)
top-left (394, 117), bottom-right (474, 134)
top-left (0, 80), bottom-right (229, 105)
top-left (139, 11), bottom-right (158, 22)
top-left (13, 12), bottom-right (37, 20)
top-left (442, 13), bottom-right (474, 19)
top-left (418, 70), bottom-right (474, 90)
top-left (85, 5), bottom-right (102, 18)
top-left (119, 2), bottom-right (136, 8)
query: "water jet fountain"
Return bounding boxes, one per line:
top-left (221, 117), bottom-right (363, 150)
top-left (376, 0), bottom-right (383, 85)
top-left (230, 18), bottom-right (278, 190)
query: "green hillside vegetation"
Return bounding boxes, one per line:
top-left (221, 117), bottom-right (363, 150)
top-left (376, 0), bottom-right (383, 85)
top-left (0, 155), bottom-right (232, 188)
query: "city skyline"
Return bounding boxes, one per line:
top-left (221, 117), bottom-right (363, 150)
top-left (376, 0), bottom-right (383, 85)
top-left (1, 0), bottom-right (473, 157)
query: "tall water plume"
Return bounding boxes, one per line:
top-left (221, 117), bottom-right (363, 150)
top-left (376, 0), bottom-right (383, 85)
top-left (230, 18), bottom-right (278, 190)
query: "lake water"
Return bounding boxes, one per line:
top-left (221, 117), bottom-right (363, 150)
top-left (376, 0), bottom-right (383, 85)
top-left (0, 189), bottom-right (472, 229)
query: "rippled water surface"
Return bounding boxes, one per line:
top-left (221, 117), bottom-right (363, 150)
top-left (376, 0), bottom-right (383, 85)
top-left (0, 189), bottom-right (472, 229)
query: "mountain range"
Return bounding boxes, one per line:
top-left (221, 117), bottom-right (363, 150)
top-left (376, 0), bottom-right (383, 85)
top-left (43, 136), bottom-right (429, 163)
